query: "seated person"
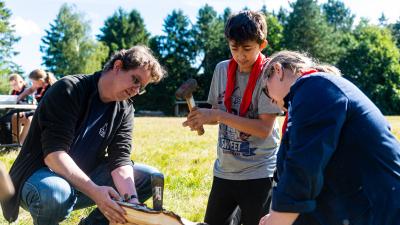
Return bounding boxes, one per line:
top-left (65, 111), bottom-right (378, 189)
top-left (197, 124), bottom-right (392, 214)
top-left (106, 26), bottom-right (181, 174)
top-left (12, 69), bottom-right (57, 144)
top-left (9, 73), bottom-right (28, 100)
top-left (7, 74), bottom-right (29, 144)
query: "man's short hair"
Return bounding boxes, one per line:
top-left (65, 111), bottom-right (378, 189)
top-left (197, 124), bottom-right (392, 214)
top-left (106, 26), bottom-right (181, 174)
top-left (224, 10), bottom-right (267, 45)
top-left (103, 45), bottom-right (167, 83)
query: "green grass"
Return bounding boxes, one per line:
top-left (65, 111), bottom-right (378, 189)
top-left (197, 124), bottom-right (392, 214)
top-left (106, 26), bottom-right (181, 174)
top-left (1, 116), bottom-right (399, 224)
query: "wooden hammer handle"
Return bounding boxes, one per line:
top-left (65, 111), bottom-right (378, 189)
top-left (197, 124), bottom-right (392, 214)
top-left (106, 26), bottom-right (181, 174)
top-left (185, 97), bottom-right (205, 136)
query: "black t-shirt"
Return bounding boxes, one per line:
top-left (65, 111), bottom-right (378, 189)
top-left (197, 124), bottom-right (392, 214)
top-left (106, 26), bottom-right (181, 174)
top-left (69, 93), bottom-right (114, 173)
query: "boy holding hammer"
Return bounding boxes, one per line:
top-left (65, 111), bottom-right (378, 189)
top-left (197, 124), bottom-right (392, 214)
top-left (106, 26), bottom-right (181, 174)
top-left (183, 10), bottom-right (281, 225)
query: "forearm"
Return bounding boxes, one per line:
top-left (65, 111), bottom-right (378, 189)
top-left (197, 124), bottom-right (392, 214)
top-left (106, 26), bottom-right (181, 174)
top-left (216, 110), bottom-right (274, 139)
top-left (17, 87), bottom-right (35, 102)
top-left (44, 151), bottom-right (98, 199)
top-left (111, 165), bottom-right (137, 200)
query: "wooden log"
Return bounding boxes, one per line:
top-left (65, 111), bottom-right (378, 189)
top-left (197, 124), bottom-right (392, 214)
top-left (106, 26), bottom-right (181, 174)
top-left (110, 201), bottom-right (207, 225)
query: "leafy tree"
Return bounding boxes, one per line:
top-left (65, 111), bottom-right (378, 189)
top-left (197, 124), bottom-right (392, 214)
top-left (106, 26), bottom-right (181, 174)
top-left (283, 0), bottom-right (340, 63)
top-left (338, 25), bottom-right (400, 114)
top-left (0, 1), bottom-right (21, 93)
top-left (98, 8), bottom-right (149, 57)
top-left (41, 4), bottom-right (108, 77)
top-left (192, 5), bottom-right (230, 100)
top-left (260, 6), bottom-right (284, 56)
top-left (322, 0), bottom-right (354, 32)
top-left (135, 10), bottom-right (197, 114)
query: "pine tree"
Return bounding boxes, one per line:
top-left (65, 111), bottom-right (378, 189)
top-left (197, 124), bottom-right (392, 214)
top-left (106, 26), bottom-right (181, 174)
top-left (40, 4), bottom-right (108, 76)
top-left (322, 0), bottom-right (354, 32)
top-left (283, 0), bottom-right (340, 63)
top-left (98, 8), bottom-right (149, 57)
top-left (135, 10), bottom-right (197, 114)
top-left (389, 18), bottom-right (400, 49)
top-left (0, 1), bottom-right (21, 93)
top-left (378, 13), bottom-right (388, 27)
top-left (192, 5), bottom-right (230, 100)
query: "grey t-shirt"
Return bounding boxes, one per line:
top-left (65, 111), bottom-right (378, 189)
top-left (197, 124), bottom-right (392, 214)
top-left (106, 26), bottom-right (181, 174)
top-left (208, 60), bottom-right (282, 180)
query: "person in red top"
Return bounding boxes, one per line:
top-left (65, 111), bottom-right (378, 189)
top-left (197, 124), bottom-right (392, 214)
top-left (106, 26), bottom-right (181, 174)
top-left (18, 68), bottom-right (57, 104)
top-left (12, 69), bottom-right (57, 144)
top-left (8, 74), bottom-right (27, 97)
top-left (8, 74), bottom-right (29, 144)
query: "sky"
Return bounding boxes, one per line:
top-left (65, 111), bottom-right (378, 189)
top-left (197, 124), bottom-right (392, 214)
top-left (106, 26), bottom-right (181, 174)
top-left (4, 0), bottom-right (400, 75)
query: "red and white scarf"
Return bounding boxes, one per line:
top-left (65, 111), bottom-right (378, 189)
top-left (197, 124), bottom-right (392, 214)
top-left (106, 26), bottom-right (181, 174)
top-left (224, 53), bottom-right (267, 117)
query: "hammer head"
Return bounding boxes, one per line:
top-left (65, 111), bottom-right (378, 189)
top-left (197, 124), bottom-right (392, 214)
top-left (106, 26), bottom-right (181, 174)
top-left (175, 79), bottom-right (198, 100)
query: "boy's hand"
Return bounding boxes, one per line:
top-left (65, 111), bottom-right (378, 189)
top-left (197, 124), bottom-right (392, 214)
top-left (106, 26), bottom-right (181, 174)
top-left (258, 210), bottom-right (298, 225)
top-left (182, 108), bottom-right (219, 130)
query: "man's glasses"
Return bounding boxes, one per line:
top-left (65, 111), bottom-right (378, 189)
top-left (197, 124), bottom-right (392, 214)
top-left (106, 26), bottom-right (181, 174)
top-left (132, 75), bottom-right (147, 95)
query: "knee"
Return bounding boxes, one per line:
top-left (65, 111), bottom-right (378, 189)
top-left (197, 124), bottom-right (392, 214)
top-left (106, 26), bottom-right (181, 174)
top-left (24, 179), bottom-right (76, 221)
top-left (134, 163), bottom-right (162, 176)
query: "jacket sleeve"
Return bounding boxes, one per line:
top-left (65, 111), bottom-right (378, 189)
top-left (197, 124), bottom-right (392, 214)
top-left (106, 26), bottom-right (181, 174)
top-left (272, 77), bottom-right (348, 213)
top-left (38, 78), bottom-right (81, 157)
top-left (107, 105), bottom-right (134, 171)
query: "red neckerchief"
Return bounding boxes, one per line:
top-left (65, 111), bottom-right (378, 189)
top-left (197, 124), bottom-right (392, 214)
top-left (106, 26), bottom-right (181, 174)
top-left (12, 85), bottom-right (26, 95)
top-left (281, 69), bottom-right (318, 137)
top-left (35, 83), bottom-right (50, 102)
top-left (224, 53), bottom-right (267, 117)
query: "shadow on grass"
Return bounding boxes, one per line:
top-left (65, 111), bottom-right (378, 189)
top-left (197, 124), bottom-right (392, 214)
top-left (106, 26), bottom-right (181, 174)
top-left (0, 146), bottom-right (20, 156)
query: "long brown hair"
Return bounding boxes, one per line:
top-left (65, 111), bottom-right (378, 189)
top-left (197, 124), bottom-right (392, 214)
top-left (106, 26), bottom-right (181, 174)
top-left (29, 69), bottom-right (57, 85)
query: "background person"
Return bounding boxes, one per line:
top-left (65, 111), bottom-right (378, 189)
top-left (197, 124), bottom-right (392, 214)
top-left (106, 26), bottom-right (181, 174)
top-left (259, 50), bottom-right (400, 225)
top-left (8, 74), bottom-right (29, 144)
top-left (183, 10), bottom-right (281, 225)
top-left (5, 74), bottom-right (28, 144)
top-left (8, 73), bottom-right (27, 100)
top-left (1, 46), bottom-right (167, 225)
top-left (11, 69), bottom-right (57, 145)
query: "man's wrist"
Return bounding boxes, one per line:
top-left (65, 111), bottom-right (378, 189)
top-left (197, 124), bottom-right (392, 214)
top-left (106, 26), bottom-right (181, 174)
top-left (124, 193), bottom-right (138, 203)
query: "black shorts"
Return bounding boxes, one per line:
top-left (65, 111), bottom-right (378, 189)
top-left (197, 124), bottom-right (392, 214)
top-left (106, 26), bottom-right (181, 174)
top-left (23, 110), bottom-right (35, 118)
top-left (204, 176), bottom-right (273, 225)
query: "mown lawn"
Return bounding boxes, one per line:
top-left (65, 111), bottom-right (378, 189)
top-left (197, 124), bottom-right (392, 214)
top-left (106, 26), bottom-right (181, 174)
top-left (1, 116), bottom-right (399, 224)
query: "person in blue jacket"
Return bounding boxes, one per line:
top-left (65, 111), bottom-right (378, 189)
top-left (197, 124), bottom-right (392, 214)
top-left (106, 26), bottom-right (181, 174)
top-left (259, 50), bottom-right (400, 225)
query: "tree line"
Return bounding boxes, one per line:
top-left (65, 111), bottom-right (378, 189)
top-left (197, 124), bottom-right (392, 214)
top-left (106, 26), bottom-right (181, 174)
top-left (1, 0), bottom-right (400, 114)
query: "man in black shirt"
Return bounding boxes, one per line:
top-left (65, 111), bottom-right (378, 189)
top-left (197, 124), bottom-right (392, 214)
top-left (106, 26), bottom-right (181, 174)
top-left (1, 46), bottom-right (167, 225)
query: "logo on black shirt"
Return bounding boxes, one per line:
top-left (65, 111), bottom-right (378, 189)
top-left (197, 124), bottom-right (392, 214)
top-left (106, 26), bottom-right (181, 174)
top-left (99, 123), bottom-right (108, 138)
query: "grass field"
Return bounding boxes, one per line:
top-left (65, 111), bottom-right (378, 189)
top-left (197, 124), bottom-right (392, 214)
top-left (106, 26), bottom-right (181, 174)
top-left (1, 116), bottom-right (399, 224)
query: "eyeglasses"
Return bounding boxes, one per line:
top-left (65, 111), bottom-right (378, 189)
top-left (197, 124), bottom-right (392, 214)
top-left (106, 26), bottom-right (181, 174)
top-left (131, 75), bottom-right (147, 95)
top-left (262, 67), bottom-right (274, 99)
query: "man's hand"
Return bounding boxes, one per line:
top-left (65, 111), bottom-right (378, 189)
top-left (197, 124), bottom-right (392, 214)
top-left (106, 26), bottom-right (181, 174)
top-left (44, 151), bottom-right (128, 224)
top-left (182, 108), bottom-right (219, 130)
top-left (91, 185), bottom-right (127, 224)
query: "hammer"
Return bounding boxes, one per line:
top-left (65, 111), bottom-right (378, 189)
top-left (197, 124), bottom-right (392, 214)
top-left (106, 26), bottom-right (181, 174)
top-left (0, 161), bottom-right (14, 202)
top-left (175, 79), bottom-right (205, 136)
top-left (151, 172), bottom-right (164, 211)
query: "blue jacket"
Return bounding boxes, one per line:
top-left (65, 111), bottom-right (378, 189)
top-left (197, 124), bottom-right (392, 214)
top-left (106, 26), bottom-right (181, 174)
top-left (272, 73), bottom-right (400, 225)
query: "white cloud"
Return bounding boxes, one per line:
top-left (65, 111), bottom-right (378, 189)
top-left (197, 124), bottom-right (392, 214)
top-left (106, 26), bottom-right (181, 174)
top-left (11, 16), bottom-right (42, 37)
